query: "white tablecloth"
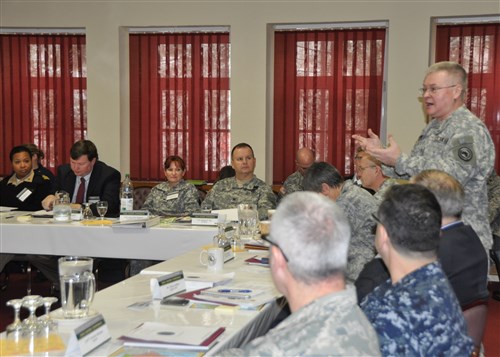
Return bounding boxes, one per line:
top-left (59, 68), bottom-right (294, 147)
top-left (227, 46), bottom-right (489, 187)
top-left (0, 213), bottom-right (216, 260)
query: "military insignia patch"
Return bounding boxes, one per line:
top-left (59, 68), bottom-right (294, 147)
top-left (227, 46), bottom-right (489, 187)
top-left (458, 146), bottom-right (473, 162)
top-left (451, 136), bottom-right (475, 165)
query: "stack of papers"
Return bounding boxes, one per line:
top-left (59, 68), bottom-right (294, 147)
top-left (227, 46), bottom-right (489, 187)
top-left (112, 216), bottom-right (160, 229)
top-left (119, 322), bottom-right (225, 352)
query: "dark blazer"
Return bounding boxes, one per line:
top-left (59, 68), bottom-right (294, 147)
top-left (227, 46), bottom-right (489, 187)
top-left (440, 222), bottom-right (489, 307)
top-left (55, 160), bottom-right (121, 216)
top-left (0, 171), bottom-right (52, 211)
top-left (355, 221), bottom-right (489, 308)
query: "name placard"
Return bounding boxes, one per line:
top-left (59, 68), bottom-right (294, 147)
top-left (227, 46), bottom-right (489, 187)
top-left (191, 213), bottom-right (219, 226)
top-left (65, 314), bottom-right (111, 356)
top-left (150, 270), bottom-right (186, 300)
top-left (120, 210), bottom-right (150, 222)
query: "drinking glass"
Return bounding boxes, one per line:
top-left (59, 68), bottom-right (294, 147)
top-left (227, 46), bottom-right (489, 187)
top-left (82, 202), bottom-right (94, 220)
top-left (39, 297), bottom-right (58, 330)
top-left (238, 203), bottom-right (259, 239)
top-left (21, 295), bottom-right (43, 334)
top-left (96, 201), bottom-right (108, 220)
top-left (6, 299), bottom-right (23, 336)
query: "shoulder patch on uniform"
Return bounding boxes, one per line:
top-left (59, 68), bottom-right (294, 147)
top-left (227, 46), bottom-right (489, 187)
top-left (451, 135), bottom-right (475, 165)
top-left (42, 175), bottom-right (50, 180)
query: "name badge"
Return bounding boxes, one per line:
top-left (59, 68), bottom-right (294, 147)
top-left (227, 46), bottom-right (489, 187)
top-left (65, 314), bottom-right (111, 356)
top-left (166, 192), bottom-right (179, 201)
top-left (150, 270), bottom-right (185, 300)
top-left (16, 188), bottom-right (33, 202)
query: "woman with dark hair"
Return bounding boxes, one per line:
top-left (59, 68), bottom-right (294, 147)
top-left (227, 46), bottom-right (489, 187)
top-left (142, 155), bottom-right (200, 215)
top-left (0, 145), bottom-right (52, 211)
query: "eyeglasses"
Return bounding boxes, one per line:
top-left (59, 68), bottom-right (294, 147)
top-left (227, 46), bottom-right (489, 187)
top-left (356, 165), bottom-right (376, 173)
top-left (418, 84), bottom-right (457, 96)
top-left (372, 213), bottom-right (382, 225)
top-left (261, 235), bottom-right (289, 262)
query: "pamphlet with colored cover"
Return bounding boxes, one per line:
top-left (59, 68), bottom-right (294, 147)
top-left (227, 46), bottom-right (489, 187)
top-left (118, 322), bottom-right (225, 351)
top-left (245, 255), bottom-right (270, 267)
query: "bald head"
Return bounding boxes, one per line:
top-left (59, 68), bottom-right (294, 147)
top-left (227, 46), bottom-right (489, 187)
top-left (296, 148), bottom-right (315, 174)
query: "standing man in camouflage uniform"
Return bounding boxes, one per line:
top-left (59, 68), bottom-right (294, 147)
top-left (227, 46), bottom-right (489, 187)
top-left (303, 162), bottom-right (377, 282)
top-left (361, 184), bottom-right (474, 356)
top-left (353, 61), bottom-right (495, 252)
top-left (488, 170), bottom-right (500, 300)
top-left (354, 148), bottom-right (402, 202)
top-left (203, 143), bottom-right (276, 220)
top-left (279, 147), bottom-right (315, 197)
top-left (219, 192), bottom-right (380, 356)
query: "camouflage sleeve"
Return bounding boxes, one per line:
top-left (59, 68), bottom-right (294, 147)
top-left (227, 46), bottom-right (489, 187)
top-left (141, 186), bottom-right (161, 215)
top-left (396, 127), bottom-right (494, 185)
top-left (202, 182), bottom-right (218, 208)
top-left (256, 184), bottom-right (277, 220)
top-left (179, 183), bottom-right (200, 214)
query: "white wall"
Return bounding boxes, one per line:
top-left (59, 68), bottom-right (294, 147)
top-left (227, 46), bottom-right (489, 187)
top-left (3, 0), bottom-right (499, 181)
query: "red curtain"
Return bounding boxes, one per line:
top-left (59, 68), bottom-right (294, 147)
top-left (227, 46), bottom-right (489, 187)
top-left (436, 23), bottom-right (500, 171)
top-left (129, 32), bottom-right (231, 181)
top-left (0, 34), bottom-right (87, 176)
top-left (273, 28), bottom-right (385, 183)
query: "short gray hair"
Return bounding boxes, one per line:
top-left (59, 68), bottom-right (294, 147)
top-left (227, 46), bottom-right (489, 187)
top-left (270, 191), bottom-right (351, 283)
top-left (410, 169), bottom-right (464, 218)
top-left (426, 61), bottom-right (467, 101)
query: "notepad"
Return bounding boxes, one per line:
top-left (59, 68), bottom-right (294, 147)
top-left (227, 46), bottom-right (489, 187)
top-left (119, 322), bottom-right (225, 351)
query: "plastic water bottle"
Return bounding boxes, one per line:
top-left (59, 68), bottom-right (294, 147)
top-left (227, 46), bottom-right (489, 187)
top-left (120, 174), bottom-right (134, 212)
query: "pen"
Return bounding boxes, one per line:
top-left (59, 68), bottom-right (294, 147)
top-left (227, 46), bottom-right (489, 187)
top-left (218, 289), bottom-right (252, 293)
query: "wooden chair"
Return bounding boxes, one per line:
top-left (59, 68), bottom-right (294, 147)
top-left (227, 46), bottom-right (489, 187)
top-left (463, 300), bottom-right (489, 356)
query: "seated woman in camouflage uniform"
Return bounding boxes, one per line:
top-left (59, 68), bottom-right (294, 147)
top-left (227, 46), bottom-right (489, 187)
top-left (142, 155), bottom-right (200, 215)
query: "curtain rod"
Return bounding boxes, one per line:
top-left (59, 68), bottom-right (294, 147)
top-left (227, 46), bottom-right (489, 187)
top-left (129, 26), bottom-right (229, 34)
top-left (0, 28), bottom-right (85, 35)
top-left (274, 21), bottom-right (388, 31)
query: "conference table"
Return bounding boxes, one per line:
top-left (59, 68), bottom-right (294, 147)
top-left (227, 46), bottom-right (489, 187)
top-left (0, 211), bottom-right (217, 260)
top-left (84, 248), bottom-right (281, 355)
top-left (30, 247), bottom-right (280, 356)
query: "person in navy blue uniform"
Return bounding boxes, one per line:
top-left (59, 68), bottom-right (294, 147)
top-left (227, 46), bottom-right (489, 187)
top-left (360, 184), bottom-right (473, 356)
top-left (0, 145), bottom-right (52, 211)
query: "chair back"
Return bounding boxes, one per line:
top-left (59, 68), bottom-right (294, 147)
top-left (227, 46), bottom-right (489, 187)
top-left (133, 186), bottom-right (152, 210)
top-left (463, 301), bottom-right (488, 355)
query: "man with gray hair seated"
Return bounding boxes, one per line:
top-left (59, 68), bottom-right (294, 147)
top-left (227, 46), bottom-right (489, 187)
top-left (220, 192), bottom-right (380, 356)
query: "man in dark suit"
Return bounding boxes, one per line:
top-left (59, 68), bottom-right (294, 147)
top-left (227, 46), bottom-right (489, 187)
top-left (36, 140), bottom-right (122, 285)
top-left (42, 140), bottom-right (121, 216)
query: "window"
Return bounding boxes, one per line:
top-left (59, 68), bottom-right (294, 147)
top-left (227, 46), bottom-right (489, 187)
top-left (434, 17), bottom-right (500, 171)
top-left (0, 32), bottom-right (87, 176)
top-left (129, 29), bottom-right (231, 181)
top-left (273, 24), bottom-right (387, 183)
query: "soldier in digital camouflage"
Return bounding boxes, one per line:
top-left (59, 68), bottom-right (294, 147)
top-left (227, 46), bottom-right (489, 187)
top-left (202, 143), bottom-right (276, 220)
top-left (353, 61), bottom-right (495, 252)
top-left (303, 161), bottom-right (378, 282)
top-left (219, 192), bottom-right (380, 356)
top-left (279, 147), bottom-right (315, 197)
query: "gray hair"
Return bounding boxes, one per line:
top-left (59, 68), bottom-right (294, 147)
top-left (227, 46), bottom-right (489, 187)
top-left (410, 169), bottom-right (464, 218)
top-left (426, 61), bottom-right (467, 101)
top-left (270, 191), bottom-right (351, 283)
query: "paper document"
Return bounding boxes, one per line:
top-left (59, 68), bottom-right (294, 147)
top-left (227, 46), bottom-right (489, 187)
top-left (119, 322), bottom-right (225, 351)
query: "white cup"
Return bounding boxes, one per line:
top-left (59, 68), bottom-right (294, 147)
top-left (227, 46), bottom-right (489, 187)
top-left (199, 248), bottom-right (224, 272)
